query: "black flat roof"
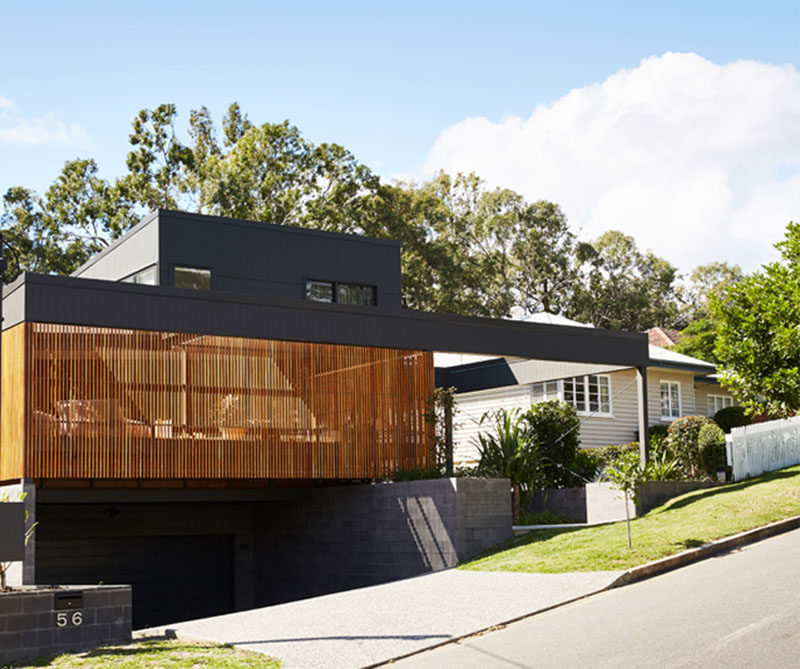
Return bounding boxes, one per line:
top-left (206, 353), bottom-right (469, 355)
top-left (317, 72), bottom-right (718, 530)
top-left (2, 273), bottom-right (649, 367)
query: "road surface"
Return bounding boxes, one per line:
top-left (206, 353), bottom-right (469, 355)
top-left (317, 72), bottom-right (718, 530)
top-left (390, 528), bottom-right (800, 668)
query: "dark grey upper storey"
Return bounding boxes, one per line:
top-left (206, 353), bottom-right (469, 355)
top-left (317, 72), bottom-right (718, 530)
top-left (71, 209), bottom-right (403, 308)
top-left (3, 272), bottom-right (648, 367)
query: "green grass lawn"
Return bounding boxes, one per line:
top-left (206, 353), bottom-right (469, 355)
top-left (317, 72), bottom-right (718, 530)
top-left (20, 638), bottom-right (280, 668)
top-left (461, 464), bottom-right (800, 574)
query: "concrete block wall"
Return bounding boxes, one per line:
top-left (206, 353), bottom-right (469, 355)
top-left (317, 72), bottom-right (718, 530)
top-left (254, 477), bottom-right (512, 605)
top-left (0, 585), bottom-right (131, 665)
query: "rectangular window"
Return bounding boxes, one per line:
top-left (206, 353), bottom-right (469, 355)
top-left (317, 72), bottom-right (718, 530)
top-left (174, 266), bottom-right (211, 291)
top-left (532, 380), bottom-right (560, 403)
top-left (707, 395), bottom-right (734, 417)
top-left (337, 283), bottom-right (376, 306)
top-left (305, 280), bottom-right (376, 306)
top-left (660, 381), bottom-right (681, 419)
top-left (306, 280), bottom-right (334, 303)
top-left (560, 375), bottom-right (612, 416)
top-left (121, 265), bottom-right (157, 286)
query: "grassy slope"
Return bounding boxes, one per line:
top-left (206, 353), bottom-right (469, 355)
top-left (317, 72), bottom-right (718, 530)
top-left (22, 639), bottom-right (280, 668)
top-left (462, 465), bottom-right (800, 573)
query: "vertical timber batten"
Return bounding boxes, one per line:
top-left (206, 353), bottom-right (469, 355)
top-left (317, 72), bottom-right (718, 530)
top-left (17, 322), bottom-right (433, 481)
top-left (0, 323), bottom-right (26, 480)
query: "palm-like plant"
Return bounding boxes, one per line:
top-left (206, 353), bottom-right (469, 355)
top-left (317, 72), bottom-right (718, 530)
top-left (475, 408), bottom-right (542, 520)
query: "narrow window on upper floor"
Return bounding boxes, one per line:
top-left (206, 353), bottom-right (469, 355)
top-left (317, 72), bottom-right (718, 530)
top-left (306, 280), bottom-right (335, 303)
top-left (175, 266), bottom-right (211, 291)
top-left (121, 265), bottom-right (157, 286)
top-left (337, 283), bottom-right (376, 306)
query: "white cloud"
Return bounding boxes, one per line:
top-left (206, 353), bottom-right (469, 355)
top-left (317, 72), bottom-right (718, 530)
top-left (0, 96), bottom-right (88, 147)
top-left (421, 53), bottom-right (800, 274)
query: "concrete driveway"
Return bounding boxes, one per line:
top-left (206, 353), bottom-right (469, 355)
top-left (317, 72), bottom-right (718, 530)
top-left (138, 568), bottom-right (622, 669)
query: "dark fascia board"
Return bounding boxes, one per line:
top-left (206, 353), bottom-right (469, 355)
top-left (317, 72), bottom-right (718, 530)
top-left (650, 361), bottom-right (718, 374)
top-left (3, 273), bottom-right (649, 367)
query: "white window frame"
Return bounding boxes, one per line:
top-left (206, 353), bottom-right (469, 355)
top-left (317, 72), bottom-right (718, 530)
top-left (660, 380), bottom-right (682, 420)
top-left (531, 375), bottom-right (613, 417)
top-left (707, 394), bottom-right (734, 417)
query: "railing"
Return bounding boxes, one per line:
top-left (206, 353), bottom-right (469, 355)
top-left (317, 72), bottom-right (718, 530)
top-left (730, 416), bottom-right (800, 480)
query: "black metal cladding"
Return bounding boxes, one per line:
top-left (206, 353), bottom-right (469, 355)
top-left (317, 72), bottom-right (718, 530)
top-left (71, 209), bottom-right (403, 308)
top-left (3, 273), bottom-right (649, 367)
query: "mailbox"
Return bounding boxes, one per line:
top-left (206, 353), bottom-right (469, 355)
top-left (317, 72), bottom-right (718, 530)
top-left (54, 591), bottom-right (84, 610)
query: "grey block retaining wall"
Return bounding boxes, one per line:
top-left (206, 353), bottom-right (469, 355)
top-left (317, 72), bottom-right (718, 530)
top-left (254, 477), bottom-right (512, 605)
top-left (0, 585), bottom-right (131, 666)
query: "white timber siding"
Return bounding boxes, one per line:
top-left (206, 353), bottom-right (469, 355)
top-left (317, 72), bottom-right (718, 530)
top-left (649, 369), bottom-right (696, 428)
top-left (452, 366), bottom-right (736, 461)
top-left (694, 384), bottom-right (737, 418)
top-left (453, 385), bottom-right (532, 465)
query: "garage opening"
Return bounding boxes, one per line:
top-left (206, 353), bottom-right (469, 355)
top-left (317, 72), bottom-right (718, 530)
top-left (36, 534), bottom-right (235, 628)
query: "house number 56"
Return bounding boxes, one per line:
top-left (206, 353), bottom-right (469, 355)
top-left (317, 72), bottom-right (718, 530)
top-left (56, 611), bottom-right (83, 627)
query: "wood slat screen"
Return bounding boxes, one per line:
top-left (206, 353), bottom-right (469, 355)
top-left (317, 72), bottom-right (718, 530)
top-left (18, 322), bottom-right (433, 480)
top-left (0, 324), bottom-right (26, 480)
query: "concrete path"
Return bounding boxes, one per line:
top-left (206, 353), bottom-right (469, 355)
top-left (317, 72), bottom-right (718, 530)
top-left (138, 568), bottom-right (622, 669)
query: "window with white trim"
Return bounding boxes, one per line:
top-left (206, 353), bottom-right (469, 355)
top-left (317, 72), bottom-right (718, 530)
top-left (531, 380), bottom-right (560, 403)
top-left (534, 375), bottom-right (611, 416)
top-left (707, 395), bottom-right (734, 417)
top-left (660, 381), bottom-right (681, 419)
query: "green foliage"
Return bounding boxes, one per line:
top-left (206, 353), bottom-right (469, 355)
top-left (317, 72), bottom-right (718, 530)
top-left (666, 415), bottom-right (716, 479)
top-left (697, 422), bottom-right (728, 477)
top-left (583, 442), bottom-right (639, 480)
top-left (713, 405), bottom-right (751, 434)
top-left (646, 442), bottom-right (680, 481)
top-left (515, 510), bottom-right (582, 525)
top-left (391, 465), bottom-right (443, 482)
top-left (524, 399), bottom-right (581, 488)
top-left (571, 448), bottom-right (602, 484)
top-left (604, 450), bottom-right (647, 547)
top-left (424, 386), bottom-right (457, 475)
top-left (672, 316), bottom-right (721, 364)
top-left (713, 221), bottom-right (800, 417)
top-left (475, 408), bottom-right (541, 492)
top-left (567, 230), bottom-right (680, 330)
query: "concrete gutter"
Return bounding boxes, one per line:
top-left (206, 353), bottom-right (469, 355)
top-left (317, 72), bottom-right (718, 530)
top-left (608, 514), bottom-right (800, 587)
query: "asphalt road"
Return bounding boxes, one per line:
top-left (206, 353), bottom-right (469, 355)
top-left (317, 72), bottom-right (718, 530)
top-left (390, 528), bottom-right (800, 668)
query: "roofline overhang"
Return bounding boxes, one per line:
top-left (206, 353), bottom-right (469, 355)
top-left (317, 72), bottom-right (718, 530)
top-left (2, 273), bottom-right (649, 367)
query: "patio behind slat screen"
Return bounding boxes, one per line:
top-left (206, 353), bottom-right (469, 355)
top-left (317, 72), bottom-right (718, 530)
top-left (9, 322), bottom-right (433, 480)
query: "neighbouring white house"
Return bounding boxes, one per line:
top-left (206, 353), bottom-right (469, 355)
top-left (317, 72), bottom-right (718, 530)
top-left (434, 314), bottom-right (738, 466)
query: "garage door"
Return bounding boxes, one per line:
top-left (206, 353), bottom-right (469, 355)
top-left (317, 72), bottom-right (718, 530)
top-left (36, 534), bottom-right (234, 629)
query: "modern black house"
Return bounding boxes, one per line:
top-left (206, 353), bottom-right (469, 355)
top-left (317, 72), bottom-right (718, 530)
top-left (0, 209), bottom-right (650, 627)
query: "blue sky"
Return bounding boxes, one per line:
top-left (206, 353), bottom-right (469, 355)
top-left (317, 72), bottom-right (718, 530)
top-left (2, 1), bottom-right (800, 272)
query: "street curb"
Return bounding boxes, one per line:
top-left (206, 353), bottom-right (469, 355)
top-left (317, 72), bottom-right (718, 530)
top-left (608, 514), bottom-right (800, 588)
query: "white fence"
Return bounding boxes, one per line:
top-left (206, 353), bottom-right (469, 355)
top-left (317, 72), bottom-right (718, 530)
top-left (730, 416), bottom-right (800, 480)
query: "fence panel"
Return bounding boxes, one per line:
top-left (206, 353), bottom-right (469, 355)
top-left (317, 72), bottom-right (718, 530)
top-left (730, 416), bottom-right (800, 480)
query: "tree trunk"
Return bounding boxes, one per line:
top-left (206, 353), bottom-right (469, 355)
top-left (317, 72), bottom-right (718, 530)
top-left (512, 482), bottom-right (521, 521)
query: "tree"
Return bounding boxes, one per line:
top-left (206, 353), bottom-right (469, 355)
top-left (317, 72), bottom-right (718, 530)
top-left (568, 231), bottom-right (680, 330)
top-left (672, 262), bottom-right (744, 363)
top-left (604, 450), bottom-right (647, 548)
top-left (713, 222), bottom-right (800, 417)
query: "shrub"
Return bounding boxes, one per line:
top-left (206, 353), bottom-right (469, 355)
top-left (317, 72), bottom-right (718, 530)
top-left (392, 465), bottom-right (442, 481)
top-left (475, 408), bottom-right (542, 519)
top-left (646, 442), bottom-right (680, 481)
top-left (572, 448), bottom-right (601, 484)
top-left (583, 442), bottom-right (640, 480)
top-left (713, 405), bottom-right (751, 434)
top-left (524, 400), bottom-right (581, 488)
top-left (698, 422), bottom-right (728, 477)
top-left (666, 415), bottom-right (716, 479)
